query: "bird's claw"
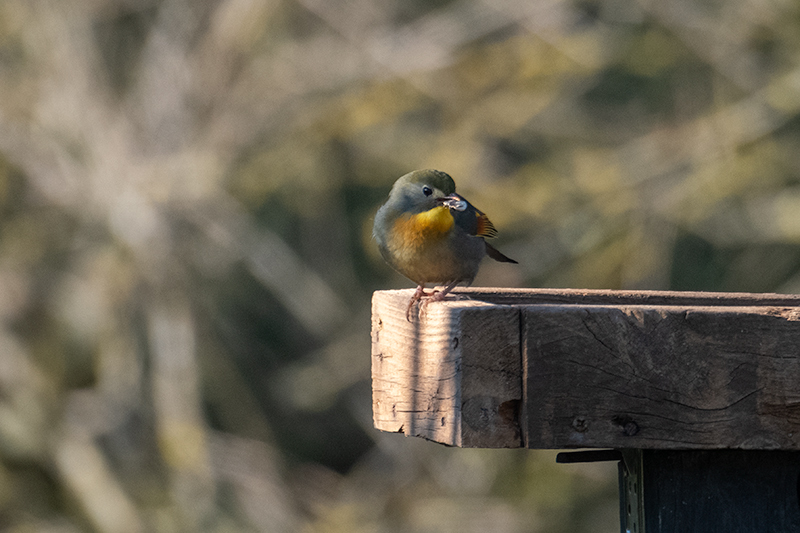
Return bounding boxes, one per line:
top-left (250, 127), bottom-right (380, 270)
top-left (406, 286), bottom-right (433, 321)
top-left (405, 284), bottom-right (466, 321)
top-left (405, 298), bottom-right (417, 322)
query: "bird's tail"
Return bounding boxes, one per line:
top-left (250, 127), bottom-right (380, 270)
top-left (486, 242), bottom-right (518, 264)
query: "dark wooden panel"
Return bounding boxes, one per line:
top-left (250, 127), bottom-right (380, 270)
top-left (523, 304), bottom-right (800, 449)
top-left (641, 450), bottom-right (800, 532)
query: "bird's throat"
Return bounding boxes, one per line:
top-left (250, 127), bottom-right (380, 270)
top-left (393, 206), bottom-right (454, 248)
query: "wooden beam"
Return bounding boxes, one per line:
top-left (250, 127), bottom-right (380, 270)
top-left (371, 288), bottom-right (800, 450)
top-left (523, 303), bottom-right (800, 449)
top-left (371, 290), bottom-right (522, 447)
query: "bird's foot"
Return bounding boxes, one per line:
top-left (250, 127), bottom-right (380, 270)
top-left (406, 286), bottom-right (435, 321)
top-left (411, 283), bottom-right (467, 320)
top-left (429, 290), bottom-right (470, 302)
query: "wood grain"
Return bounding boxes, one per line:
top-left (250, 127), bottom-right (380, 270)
top-left (438, 287), bottom-right (800, 307)
top-left (371, 290), bottom-right (521, 447)
top-left (523, 304), bottom-right (800, 449)
top-left (372, 288), bottom-right (800, 450)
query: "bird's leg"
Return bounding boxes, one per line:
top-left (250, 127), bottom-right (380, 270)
top-left (406, 285), bottom-right (433, 321)
top-left (418, 280), bottom-right (462, 317)
top-left (429, 280), bottom-right (460, 302)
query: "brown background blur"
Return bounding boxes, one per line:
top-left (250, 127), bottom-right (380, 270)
top-left (0, 0), bottom-right (798, 531)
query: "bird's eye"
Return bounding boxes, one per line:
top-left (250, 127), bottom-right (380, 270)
top-left (422, 186), bottom-right (433, 196)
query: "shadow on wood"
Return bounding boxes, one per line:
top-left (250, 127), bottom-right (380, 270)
top-left (372, 288), bottom-right (800, 450)
top-left (371, 289), bottom-right (522, 447)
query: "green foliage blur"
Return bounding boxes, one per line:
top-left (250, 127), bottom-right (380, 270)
top-left (0, 0), bottom-right (797, 531)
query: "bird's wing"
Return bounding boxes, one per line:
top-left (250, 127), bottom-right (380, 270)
top-left (473, 209), bottom-right (498, 238)
top-left (447, 194), bottom-right (498, 238)
top-left (443, 193), bottom-right (518, 264)
top-left (486, 242), bottom-right (518, 263)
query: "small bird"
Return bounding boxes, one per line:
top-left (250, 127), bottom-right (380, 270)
top-left (373, 169), bottom-right (517, 320)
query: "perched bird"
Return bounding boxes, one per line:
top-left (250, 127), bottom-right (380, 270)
top-left (373, 169), bottom-right (517, 320)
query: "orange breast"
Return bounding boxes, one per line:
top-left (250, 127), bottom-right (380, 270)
top-left (383, 206), bottom-right (481, 284)
top-left (390, 206), bottom-right (454, 251)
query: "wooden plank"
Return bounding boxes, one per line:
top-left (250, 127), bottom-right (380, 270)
top-left (371, 288), bottom-right (800, 450)
top-left (523, 304), bottom-right (800, 449)
top-left (432, 287), bottom-right (800, 307)
top-left (636, 450), bottom-right (800, 532)
top-left (371, 290), bottom-right (521, 447)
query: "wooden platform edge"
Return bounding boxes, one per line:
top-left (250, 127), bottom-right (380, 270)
top-left (371, 289), bottom-right (522, 448)
top-left (372, 288), bottom-right (800, 451)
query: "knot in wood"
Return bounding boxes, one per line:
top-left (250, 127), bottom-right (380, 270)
top-left (623, 421), bottom-right (639, 436)
top-left (572, 417), bottom-right (589, 433)
top-left (612, 415), bottom-right (640, 437)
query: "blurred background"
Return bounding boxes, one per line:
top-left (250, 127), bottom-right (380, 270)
top-left (0, 0), bottom-right (798, 531)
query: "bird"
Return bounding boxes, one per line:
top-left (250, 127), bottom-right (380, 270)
top-left (373, 169), bottom-right (517, 320)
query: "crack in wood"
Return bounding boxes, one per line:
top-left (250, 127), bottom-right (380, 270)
top-left (374, 288), bottom-right (800, 450)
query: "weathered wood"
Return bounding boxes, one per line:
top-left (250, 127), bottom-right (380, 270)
top-left (371, 288), bottom-right (800, 450)
top-left (371, 290), bottom-right (521, 447)
top-left (523, 304), bottom-right (800, 449)
top-left (417, 287), bottom-right (800, 307)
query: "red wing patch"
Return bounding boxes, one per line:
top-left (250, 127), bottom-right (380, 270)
top-left (474, 210), bottom-right (498, 238)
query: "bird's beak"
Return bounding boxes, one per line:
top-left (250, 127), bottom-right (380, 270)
top-left (438, 194), bottom-right (467, 212)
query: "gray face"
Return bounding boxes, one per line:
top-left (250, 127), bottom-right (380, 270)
top-left (385, 169), bottom-right (456, 215)
top-left (388, 180), bottom-right (440, 214)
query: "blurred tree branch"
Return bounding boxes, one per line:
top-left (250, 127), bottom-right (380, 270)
top-left (0, 0), bottom-right (797, 530)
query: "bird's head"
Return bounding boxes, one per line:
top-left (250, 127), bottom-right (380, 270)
top-left (386, 169), bottom-right (457, 215)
